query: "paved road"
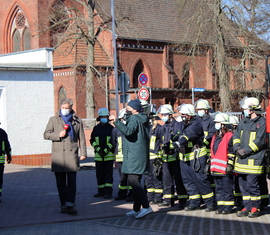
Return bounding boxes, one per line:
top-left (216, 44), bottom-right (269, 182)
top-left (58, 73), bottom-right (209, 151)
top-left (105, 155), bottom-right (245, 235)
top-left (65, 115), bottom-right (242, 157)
top-left (1, 148), bottom-right (270, 234)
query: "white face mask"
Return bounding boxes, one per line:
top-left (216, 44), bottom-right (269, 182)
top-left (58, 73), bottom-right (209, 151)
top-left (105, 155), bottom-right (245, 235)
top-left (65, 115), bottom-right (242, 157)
top-left (215, 123), bottom-right (221, 130)
top-left (197, 110), bottom-right (205, 117)
top-left (61, 109), bottom-right (70, 116)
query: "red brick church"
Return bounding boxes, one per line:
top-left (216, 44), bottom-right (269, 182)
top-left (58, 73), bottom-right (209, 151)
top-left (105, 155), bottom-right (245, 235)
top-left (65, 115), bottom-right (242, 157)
top-left (0, 0), bottom-right (267, 118)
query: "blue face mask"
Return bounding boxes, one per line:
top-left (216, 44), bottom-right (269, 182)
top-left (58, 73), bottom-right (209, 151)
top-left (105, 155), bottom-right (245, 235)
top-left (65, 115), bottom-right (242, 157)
top-left (100, 118), bottom-right (108, 124)
top-left (243, 110), bottom-right (250, 118)
top-left (197, 110), bottom-right (205, 117)
top-left (161, 116), bottom-right (169, 122)
top-left (215, 123), bottom-right (221, 130)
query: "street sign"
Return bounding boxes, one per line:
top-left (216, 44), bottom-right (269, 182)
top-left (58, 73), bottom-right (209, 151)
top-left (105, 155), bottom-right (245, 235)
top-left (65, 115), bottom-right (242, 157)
top-left (138, 88), bottom-right (149, 100)
top-left (118, 72), bottom-right (130, 93)
top-left (138, 73), bottom-right (148, 85)
top-left (193, 88), bottom-right (205, 92)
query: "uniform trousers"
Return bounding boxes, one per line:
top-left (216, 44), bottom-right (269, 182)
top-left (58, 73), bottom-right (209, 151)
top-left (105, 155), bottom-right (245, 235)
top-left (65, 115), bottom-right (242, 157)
top-left (95, 160), bottom-right (114, 195)
top-left (144, 159), bottom-right (163, 202)
top-left (238, 174), bottom-right (261, 210)
top-left (162, 160), bottom-right (187, 205)
top-left (54, 172), bottom-right (76, 207)
top-left (128, 174), bottom-right (149, 212)
top-left (180, 155), bottom-right (215, 208)
top-left (213, 175), bottom-right (234, 211)
top-left (116, 162), bottom-right (132, 198)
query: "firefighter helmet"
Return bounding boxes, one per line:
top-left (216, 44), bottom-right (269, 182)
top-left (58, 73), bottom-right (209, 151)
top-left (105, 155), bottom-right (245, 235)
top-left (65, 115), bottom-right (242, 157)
top-left (229, 115), bottom-right (239, 126)
top-left (118, 108), bottom-right (126, 119)
top-left (239, 97), bottom-right (261, 110)
top-left (97, 107), bottom-right (109, 117)
top-left (157, 104), bottom-right (174, 114)
top-left (140, 100), bottom-right (149, 108)
top-left (177, 104), bottom-right (196, 116)
top-left (194, 99), bottom-right (211, 110)
top-left (213, 112), bottom-right (230, 124)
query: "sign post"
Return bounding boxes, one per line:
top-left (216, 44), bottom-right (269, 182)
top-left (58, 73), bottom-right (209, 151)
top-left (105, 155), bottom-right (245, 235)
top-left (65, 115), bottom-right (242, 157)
top-left (192, 88), bottom-right (205, 104)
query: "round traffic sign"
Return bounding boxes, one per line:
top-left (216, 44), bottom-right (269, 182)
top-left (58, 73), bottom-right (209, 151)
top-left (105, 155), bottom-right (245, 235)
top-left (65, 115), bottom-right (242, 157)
top-left (138, 88), bottom-right (149, 100)
top-left (138, 73), bottom-right (148, 85)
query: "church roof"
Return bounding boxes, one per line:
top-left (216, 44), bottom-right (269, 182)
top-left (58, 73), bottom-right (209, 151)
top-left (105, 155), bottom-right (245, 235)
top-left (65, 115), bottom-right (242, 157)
top-left (95, 0), bottom-right (243, 47)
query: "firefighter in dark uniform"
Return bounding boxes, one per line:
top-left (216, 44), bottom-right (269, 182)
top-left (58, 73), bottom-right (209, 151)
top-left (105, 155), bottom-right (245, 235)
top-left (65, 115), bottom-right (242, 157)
top-left (90, 107), bottom-right (115, 199)
top-left (233, 97), bottom-right (266, 218)
top-left (0, 128), bottom-right (12, 203)
top-left (144, 113), bottom-right (163, 204)
top-left (210, 112), bottom-right (235, 214)
top-left (195, 99), bottom-right (216, 189)
top-left (229, 115), bottom-right (243, 209)
top-left (112, 108), bottom-right (133, 201)
top-left (157, 104), bottom-right (188, 208)
top-left (174, 103), bottom-right (215, 212)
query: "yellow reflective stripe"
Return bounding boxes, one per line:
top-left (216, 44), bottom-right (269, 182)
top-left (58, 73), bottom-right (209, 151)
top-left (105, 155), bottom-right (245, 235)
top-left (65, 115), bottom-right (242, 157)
top-left (217, 201), bottom-right (234, 206)
top-left (164, 194), bottom-right (175, 198)
top-left (155, 189), bottom-right (163, 193)
top-left (105, 183), bottom-right (113, 187)
top-left (118, 185), bottom-right (129, 190)
top-left (188, 141), bottom-right (193, 148)
top-left (233, 139), bottom-right (241, 145)
top-left (150, 136), bottom-right (156, 150)
top-left (98, 184), bottom-right (106, 188)
top-left (261, 194), bottom-right (269, 199)
top-left (228, 154), bottom-right (235, 158)
top-left (179, 146), bottom-right (207, 161)
top-left (242, 196), bottom-right (250, 201)
top-left (249, 132), bottom-right (259, 152)
top-left (150, 153), bottom-right (159, 160)
top-left (234, 192), bottom-right (242, 196)
top-left (201, 192), bottom-right (214, 199)
top-left (189, 194), bottom-right (201, 200)
top-left (147, 188), bottom-right (155, 193)
top-left (240, 130), bottom-right (243, 138)
top-left (250, 196), bottom-right (261, 201)
top-left (204, 131), bottom-right (209, 137)
top-left (162, 154), bottom-right (178, 162)
top-left (183, 135), bottom-right (189, 140)
top-left (234, 160), bottom-right (264, 174)
top-left (203, 138), bottom-right (209, 145)
top-left (115, 155), bottom-right (123, 162)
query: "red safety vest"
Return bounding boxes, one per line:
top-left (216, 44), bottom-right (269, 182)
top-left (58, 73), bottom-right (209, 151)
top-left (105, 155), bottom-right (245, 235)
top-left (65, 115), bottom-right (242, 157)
top-left (210, 132), bottom-right (233, 174)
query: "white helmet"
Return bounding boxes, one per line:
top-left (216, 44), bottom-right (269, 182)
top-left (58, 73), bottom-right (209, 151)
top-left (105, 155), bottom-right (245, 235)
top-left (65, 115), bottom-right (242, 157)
top-left (239, 97), bottom-right (261, 110)
top-left (194, 99), bottom-right (210, 109)
top-left (157, 104), bottom-right (174, 114)
top-left (140, 100), bottom-right (149, 108)
top-left (118, 108), bottom-right (126, 119)
top-left (97, 107), bottom-right (109, 117)
top-left (213, 112), bottom-right (230, 124)
top-left (177, 104), bottom-right (196, 116)
top-left (229, 115), bottom-right (239, 126)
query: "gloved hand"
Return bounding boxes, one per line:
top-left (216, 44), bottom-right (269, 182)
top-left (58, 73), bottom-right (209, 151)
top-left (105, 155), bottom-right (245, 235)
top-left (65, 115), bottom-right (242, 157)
top-left (204, 158), bottom-right (210, 175)
top-left (172, 141), bottom-right (181, 152)
top-left (171, 134), bottom-right (179, 142)
top-left (237, 149), bottom-right (246, 159)
top-left (152, 158), bottom-right (163, 177)
top-left (179, 136), bottom-right (187, 145)
top-left (98, 149), bottom-right (106, 157)
top-left (225, 164), bottom-right (234, 175)
top-left (7, 156), bottom-right (12, 164)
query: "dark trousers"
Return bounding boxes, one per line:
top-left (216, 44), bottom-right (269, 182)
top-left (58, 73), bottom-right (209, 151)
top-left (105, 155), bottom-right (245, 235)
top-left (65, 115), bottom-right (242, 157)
top-left (234, 175), bottom-right (242, 207)
top-left (259, 173), bottom-right (269, 209)
top-left (238, 174), bottom-right (261, 210)
top-left (116, 162), bottom-right (133, 198)
top-left (128, 174), bottom-right (149, 212)
top-left (144, 159), bottom-right (163, 202)
top-left (162, 160), bottom-right (187, 204)
top-left (0, 164), bottom-right (4, 197)
top-left (180, 155), bottom-right (214, 208)
top-left (54, 172), bottom-right (76, 207)
top-left (95, 160), bottom-right (114, 195)
top-left (214, 175), bottom-right (234, 211)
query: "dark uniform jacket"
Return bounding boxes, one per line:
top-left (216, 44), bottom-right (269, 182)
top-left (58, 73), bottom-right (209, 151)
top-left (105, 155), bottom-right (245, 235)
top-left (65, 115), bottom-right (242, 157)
top-left (233, 115), bottom-right (266, 175)
top-left (197, 114), bottom-right (216, 149)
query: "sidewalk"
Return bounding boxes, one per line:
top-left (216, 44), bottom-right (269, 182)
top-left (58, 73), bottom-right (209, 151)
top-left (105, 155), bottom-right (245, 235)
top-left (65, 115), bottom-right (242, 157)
top-left (0, 148), bottom-right (270, 234)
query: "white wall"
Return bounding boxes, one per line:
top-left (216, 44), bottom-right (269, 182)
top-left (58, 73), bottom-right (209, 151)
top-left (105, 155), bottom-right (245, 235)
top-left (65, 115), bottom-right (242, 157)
top-left (0, 48), bottom-right (54, 155)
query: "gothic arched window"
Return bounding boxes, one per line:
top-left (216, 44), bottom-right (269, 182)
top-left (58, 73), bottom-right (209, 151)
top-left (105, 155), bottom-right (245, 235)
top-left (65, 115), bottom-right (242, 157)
top-left (11, 10), bottom-right (31, 52)
top-left (132, 60), bottom-right (144, 88)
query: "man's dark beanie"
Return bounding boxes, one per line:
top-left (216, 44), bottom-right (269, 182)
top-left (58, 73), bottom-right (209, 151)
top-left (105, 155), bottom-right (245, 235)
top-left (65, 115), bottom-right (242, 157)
top-left (128, 99), bottom-right (142, 111)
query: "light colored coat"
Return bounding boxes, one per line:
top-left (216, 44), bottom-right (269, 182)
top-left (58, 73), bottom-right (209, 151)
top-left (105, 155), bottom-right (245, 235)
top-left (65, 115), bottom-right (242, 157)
top-left (44, 113), bottom-right (87, 172)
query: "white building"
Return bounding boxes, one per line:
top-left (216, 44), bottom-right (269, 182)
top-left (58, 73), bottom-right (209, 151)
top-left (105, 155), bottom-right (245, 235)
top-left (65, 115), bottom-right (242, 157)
top-left (0, 48), bottom-right (54, 165)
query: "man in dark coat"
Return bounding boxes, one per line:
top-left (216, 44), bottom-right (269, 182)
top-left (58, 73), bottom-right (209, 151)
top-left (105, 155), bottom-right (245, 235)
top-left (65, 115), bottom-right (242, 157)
top-left (44, 98), bottom-right (87, 215)
top-left (110, 99), bottom-right (153, 219)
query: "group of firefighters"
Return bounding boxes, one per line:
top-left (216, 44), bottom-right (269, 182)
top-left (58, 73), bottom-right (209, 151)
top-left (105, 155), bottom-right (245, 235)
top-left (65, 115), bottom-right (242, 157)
top-left (90, 96), bottom-right (269, 218)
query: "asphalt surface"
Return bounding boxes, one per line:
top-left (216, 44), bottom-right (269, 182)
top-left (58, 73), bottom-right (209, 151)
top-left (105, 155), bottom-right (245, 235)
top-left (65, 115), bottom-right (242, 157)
top-left (1, 147), bottom-right (270, 235)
